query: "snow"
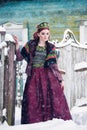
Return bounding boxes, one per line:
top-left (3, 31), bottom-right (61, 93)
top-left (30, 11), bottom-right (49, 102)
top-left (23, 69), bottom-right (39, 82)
top-left (0, 41), bottom-right (7, 49)
top-left (1, 119), bottom-right (87, 130)
top-left (15, 107), bottom-right (21, 125)
top-left (74, 61), bottom-right (87, 71)
top-left (1, 97), bottom-right (87, 130)
top-left (5, 34), bottom-right (14, 42)
top-left (75, 97), bottom-right (87, 107)
top-left (71, 97), bottom-right (87, 125)
top-left (0, 26), bottom-right (6, 32)
top-left (71, 106), bottom-right (87, 125)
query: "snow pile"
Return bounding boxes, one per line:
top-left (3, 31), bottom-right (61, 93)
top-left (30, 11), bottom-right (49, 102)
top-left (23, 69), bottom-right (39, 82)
top-left (5, 34), bottom-right (14, 42)
top-left (75, 97), bottom-right (87, 107)
top-left (71, 106), bottom-right (87, 125)
top-left (71, 97), bottom-right (87, 125)
top-left (1, 118), bottom-right (87, 130)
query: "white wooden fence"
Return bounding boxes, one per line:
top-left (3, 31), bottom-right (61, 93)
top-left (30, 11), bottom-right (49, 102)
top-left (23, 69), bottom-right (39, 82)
top-left (55, 29), bottom-right (87, 108)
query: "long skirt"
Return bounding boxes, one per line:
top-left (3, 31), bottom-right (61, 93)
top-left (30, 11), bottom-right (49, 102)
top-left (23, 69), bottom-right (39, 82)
top-left (21, 67), bottom-right (72, 124)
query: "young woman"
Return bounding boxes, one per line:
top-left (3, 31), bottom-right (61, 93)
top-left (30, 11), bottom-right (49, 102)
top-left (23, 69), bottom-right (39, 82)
top-left (14, 22), bottom-right (72, 124)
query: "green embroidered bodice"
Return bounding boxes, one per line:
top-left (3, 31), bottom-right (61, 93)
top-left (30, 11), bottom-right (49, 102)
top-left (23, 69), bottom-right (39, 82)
top-left (32, 46), bottom-right (46, 68)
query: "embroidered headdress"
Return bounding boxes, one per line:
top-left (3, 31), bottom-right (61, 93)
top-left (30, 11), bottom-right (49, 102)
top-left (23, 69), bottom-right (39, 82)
top-left (37, 22), bottom-right (49, 30)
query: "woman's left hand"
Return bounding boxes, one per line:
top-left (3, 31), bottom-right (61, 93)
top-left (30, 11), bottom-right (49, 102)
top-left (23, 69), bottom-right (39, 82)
top-left (60, 80), bottom-right (64, 91)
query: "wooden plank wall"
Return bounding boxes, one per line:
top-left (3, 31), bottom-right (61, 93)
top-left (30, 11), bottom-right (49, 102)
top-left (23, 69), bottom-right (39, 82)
top-left (71, 46), bottom-right (87, 107)
top-left (57, 44), bottom-right (87, 109)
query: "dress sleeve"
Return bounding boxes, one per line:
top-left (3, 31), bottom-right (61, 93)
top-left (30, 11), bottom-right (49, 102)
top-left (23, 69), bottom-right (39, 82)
top-left (16, 48), bottom-right (24, 61)
top-left (16, 42), bottom-right (30, 63)
top-left (49, 63), bottom-right (63, 82)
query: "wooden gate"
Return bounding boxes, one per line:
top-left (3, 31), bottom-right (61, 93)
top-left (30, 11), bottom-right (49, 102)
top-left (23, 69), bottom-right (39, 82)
top-left (56, 29), bottom-right (87, 108)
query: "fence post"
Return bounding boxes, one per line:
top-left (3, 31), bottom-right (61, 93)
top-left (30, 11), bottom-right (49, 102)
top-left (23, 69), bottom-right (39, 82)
top-left (0, 49), bottom-right (5, 124)
top-left (3, 55), bottom-right (9, 109)
top-left (6, 42), bottom-right (16, 125)
top-left (0, 26), bottom-right (6, 124)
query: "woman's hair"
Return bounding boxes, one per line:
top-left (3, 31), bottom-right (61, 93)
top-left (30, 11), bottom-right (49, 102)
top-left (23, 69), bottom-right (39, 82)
top-left (33, 22), bottom-right (49, 40)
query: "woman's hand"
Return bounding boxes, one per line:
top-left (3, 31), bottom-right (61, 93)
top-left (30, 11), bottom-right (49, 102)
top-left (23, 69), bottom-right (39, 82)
top-left (12, 35), bottom-right (19, 50)
top-left (60, 80), bottom-right (64, 91)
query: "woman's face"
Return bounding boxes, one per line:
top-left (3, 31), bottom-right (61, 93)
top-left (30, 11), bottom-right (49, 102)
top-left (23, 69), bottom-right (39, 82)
top-left (38, 29), bottom-right (50, 42)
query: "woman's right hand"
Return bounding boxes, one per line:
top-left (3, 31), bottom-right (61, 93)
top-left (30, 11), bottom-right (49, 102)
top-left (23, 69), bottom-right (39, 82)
top-left (12, 35), bottom-right (19, 50)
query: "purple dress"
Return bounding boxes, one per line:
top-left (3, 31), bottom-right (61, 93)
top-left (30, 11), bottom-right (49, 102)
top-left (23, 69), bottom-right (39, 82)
top-left (16, 41), bottom-right (72, 124)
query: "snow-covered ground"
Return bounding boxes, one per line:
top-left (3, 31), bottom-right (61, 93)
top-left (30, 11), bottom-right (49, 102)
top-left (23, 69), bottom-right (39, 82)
top-left (1, 119), bottom-right (87, 130)
top-left (0, 97), bottom-right (87, 130)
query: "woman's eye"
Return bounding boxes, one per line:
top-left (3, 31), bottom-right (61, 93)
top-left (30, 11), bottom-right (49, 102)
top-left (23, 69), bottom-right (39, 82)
top-left (41, 32), bottom-right (49, 35)
top-left (42, 33), bottom-right (45, 35)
